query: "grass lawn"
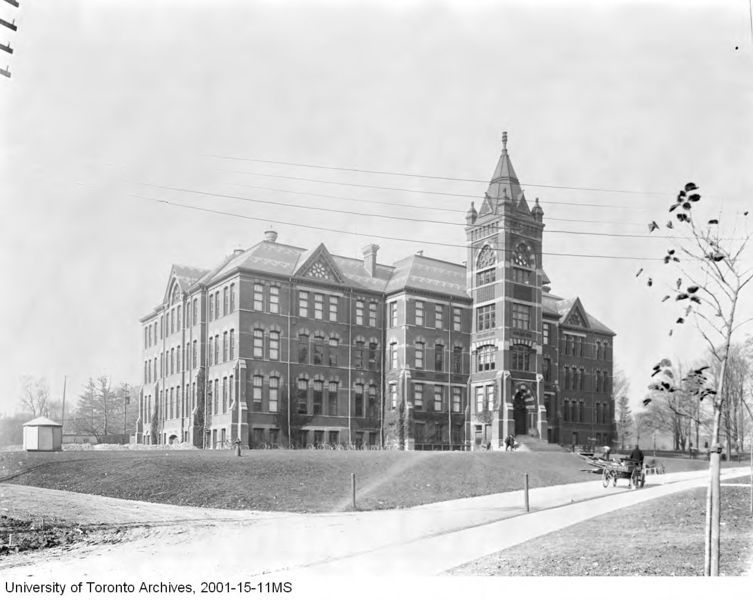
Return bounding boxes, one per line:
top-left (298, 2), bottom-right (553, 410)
top-left (0, 449), bottom-right (711, 512)
top-left (451, 477), bottom-right (753, 576)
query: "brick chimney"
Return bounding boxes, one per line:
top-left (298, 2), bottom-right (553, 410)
top-left (362, 243), bottom-right (379, 277)
top-left (264, 229), bottom-right (278, 243)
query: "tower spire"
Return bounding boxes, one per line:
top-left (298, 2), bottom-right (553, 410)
top-left (502, 130), bottom-right (508, 152)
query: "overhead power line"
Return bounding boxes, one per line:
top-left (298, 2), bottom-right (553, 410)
top-left (209, 154), bottom-right (669, 196)
top-left (224, 181), bottom-right (648, 227)
top-left (131, 193), bottom-right (662, 261)
top-left (141, 183), bottom-right (680, 241)
top-left (226, 169), bottom-right (635, 209)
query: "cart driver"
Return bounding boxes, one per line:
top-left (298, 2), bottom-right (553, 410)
top-left (629, 444), bottom-right (644, 466)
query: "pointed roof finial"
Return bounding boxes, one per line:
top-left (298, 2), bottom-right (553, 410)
top-left (502, 130), bottom-right (508, 151)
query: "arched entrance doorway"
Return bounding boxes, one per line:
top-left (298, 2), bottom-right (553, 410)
top-left (513, 385), bottom-right (534, 435)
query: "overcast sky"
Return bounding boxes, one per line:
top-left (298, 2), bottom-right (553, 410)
top-left (0, 0), bottom-right (751, 419)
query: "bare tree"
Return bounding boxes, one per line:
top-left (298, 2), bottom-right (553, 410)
top-left (18, 376), bottom-right (50, 417)
top-left (640, 183), bottom-right (753, 575)
top-left (615, 395), bottom-right (633, 451)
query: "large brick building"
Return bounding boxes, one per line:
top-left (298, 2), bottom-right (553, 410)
top-left (137, 134), bottom-right (615, 450)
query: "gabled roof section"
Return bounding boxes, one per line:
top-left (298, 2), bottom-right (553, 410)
top-left (561, 297), bottom-right (591, 329)
top-left (293, 243), bottom-right (345, 284)
top-left (385, 254), bottom-right (470, 299)
top-left (542, 292), bottom-right (615, 335)
top-left (162, 264), bottom-right (209, 304)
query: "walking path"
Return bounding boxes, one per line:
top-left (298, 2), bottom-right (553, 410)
top-left (0, 466), bottom-right (749, 581)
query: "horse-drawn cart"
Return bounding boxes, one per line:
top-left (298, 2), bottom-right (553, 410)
top-left (601, 459), bottom-right (645, 489)
top-left (581, 455), bottom-right (646, 489)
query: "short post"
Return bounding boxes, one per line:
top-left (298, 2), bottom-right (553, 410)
top-left (234, 438), bottom-right (241, 457)
top-left (351, 473), bottom-right (357, 511)
top-left (524, 472), bottom-right (529, 512)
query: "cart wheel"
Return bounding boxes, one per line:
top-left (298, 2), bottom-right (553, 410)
top-left (602, 470), bottom-right (610, 488)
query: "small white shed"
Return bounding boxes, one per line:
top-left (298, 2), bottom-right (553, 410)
top-left (23, 416), bottom-right (63, 452)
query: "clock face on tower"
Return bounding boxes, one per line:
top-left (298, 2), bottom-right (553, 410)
top-left (512, 242), bottom-right (534, 268)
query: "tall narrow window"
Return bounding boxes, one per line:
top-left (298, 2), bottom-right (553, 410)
top-left (229, 283), bottom-right (235, 313)
top-left (223, 331), bottom-right (228, 362)
top-left (192, 340), bottom-right (197, 367)
top-left (434, 344), bottom-right (444, 372)
top-left (543, 323), bottom-right (551, 345)
top-left (297, 379), bottom-right (308, 414)
top-left (512, 303), bottom-right (531, 330)
top-left (313, 380), bottom-right (323, 415)
top-left (390, 342), bottom-right (398, 369)
top-left (452, 387), bottom-right (462, 413)
top-left (214, 292), bottom-right (220, 320)
top-left (193, 299), bottom-right (198, 324)
top-left (511, 345), bottom-right (530, 371)
top-left (486, 385), bottom-right (495, 412)
top-left (355, 300), bottom-right (364, 325)
top-left (269, 377), bottom-right (279, 412)
top-left (313, 335), bottom-right (324, 365)
top-left (229, 329), bottom-right (235, 360)
top-left (269, 286), bottom-right (280, 314)
top-left (434, 386), bottom-right (443, 412)
top-left (368, 385), bottom-right (377, 419)
top-left (389, 302), bottom-right (397, 327)
top-left (328, 337), bottom-right (338, 366)
top-left (414, 383), bottom-right (423, 409)
top-left (298, 333), bottom-right (309, 363)
top-left (329, 296), bottom-right (338, 322)
top-left (389, 383), bottom-right (397, 409)
top-left (434, 305), bottom-right (443, 329)
top-left (368, 342), bottom-right (378, 370)
top-left (354, 340), bottom-right (365, 369)
top-left (415, 341), bottom-right (425, 369)
top-left (328, 381), bottom-right (338, 415)
top-left (452, 346), bottom-right (462, 373)
top-left (314, 294), bottom-right (324, 319)
top-left (223, 287), bottom-right (229, 316)
top-left (253, 283), bottom-right (264, 311)
top-left (475, 387), bottom-right (484, 414)
top-left (222, 377), bottom-right (228, 413)
top-left (253, 329), bottom-right (264, 359)
top-left (415, 301), bottom-right (424, 326)
top-left (269, 331), bottom-right (280, 361)
top-left (368, 302), bottom-right (377, 327)
top-left (354, 384), bottom-right (364, 417)
top-left (229, 374), bottom-right (234, 404)
top-left (298, 291), bottom-right (309, 317)
top-left (453, 307), bottom-right (462, 332)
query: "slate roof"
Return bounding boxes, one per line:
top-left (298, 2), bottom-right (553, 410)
top-left (199, 241), bottom-right (394, 293)
top-left (385, 254), bottom-right (469, 299)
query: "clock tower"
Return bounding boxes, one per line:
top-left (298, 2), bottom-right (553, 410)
top-left (465, 132), bottom-right (548, 449)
